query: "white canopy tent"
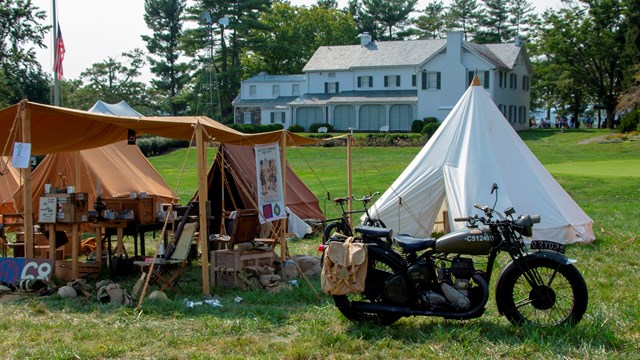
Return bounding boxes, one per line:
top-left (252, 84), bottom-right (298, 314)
top-left (369, 79), bottom-right (595, 244)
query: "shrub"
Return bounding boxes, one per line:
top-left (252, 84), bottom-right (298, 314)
top-left (411, 119), bottom-right (424, 133)
top-left (288, 124), bottom-right (304, 132)
top-left (228, 123), bottom-right (284, 133)
top-left (619, 110), bottom-right (639, 133)
top-left (137, 136), bottom-right (190, 156)
top-left (308, 123), bottom-right (334, 133)
top-left (423, 116), bottom-right (438, 124)
top-left (421, 122), bottom-right (440, 138)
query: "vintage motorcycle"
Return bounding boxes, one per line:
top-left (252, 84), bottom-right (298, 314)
top-left (321, 184), bottom-right (588, 327)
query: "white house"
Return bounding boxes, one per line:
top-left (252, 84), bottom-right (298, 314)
top-left (233, 31), bottom-right (533, 131)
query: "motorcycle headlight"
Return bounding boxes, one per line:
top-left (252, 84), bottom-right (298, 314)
top-left (514, 214), bottom-right (535, 237)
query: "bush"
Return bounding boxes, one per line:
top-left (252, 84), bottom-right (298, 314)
top-left (288, 124), bottom-right (304, 132)
top-left (228, 123), bottom-right (284, 133)
top-left (136, 136), bottom-right (190, 156)
top-left (423, 116), bottom-right (438, 124)
top-left (411, 119), bottom-right (424, 133)
top-left (308, 123), bottom-right (334, 133)
top-left (421, 122), bottom-right (440, 138)
top-left (619, 110), bottom-right (639, 133)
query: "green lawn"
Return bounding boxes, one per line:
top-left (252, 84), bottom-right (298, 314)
top-left (1, 128), bottom-right (639, 359)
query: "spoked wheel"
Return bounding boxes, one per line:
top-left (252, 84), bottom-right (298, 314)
top-left (322, 221), bottom-right (352, 245)
top-left (333, 249), bottom-right (403, 326)
top-left (496, 257), bottom-right (588, 327)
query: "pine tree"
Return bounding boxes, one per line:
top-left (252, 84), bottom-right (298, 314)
top-left (143, 0), bottom-right (190, 116)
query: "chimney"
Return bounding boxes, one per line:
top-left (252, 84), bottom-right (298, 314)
top-left (359, 32), bottom-right (372, 47)
top-left (446, 31), bottom-right (463, 62)
top-left (514, 35), bottom-right (523, 47)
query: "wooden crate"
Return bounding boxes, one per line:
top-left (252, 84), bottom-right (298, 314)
top-left (210, 249), bottom-right (275, 289)
top-left (43, 193), bottom-right (89, 223)
top-left (103, 197), bottom-right (155, 224)
top-left (54, 260), bottom-right (100, 282)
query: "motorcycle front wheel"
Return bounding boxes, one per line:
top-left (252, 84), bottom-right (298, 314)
top-left (333, 248), bottom-right (403, 326)
top-left (496, 257), bottom-right (588, 327)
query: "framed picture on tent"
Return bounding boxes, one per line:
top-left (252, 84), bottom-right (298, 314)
top-left (255, 143), bottom-right (286, 224)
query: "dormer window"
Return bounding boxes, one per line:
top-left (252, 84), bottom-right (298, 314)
top-left (249, 85), bottom-right (256, 97)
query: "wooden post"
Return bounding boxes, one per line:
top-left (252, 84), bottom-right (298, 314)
top-left (347, 131), bottom-right (353, 225)
top-left (196, 123), bottom-right (210, 295)
top-left (20, 102), bottom-right (34, 258)
top-left (279, 131), bottom-right (287, 260)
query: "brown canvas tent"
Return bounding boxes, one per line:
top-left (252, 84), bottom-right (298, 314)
top-left (197, 144), bottom-right (325, 236)
top-left (0, 157), bottom-right (20, 214)
top-left (12, 101), bottom-right (179, 218)
top-left (0, 100), bottom-right (325, 294)
top-left (14, 140), bottom-right (180, 218)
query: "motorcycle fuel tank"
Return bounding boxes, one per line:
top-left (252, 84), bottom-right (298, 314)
top-left (435, 226), bottom-right (497, 255)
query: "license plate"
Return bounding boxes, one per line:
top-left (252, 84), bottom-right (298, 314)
top-left (530, 240), bottom-right (566, 253)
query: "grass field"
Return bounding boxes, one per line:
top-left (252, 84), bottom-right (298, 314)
top-left (1, 128), bottom-right (639, 359)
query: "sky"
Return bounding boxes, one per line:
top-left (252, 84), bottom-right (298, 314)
top-left (34, 0), bottom-right (563, 83)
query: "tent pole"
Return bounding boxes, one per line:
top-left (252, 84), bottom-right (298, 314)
top-left (279, 131), bottom-right (287, 260)
top-left (196, 123), bottom-right (210, 295)
top-left (347, 130), bottom-right (353, 224)
top-left (20, 101), bottom-right (34, 258)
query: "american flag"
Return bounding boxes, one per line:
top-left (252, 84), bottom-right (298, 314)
top-left (53, 24), bottom-right (65, 80)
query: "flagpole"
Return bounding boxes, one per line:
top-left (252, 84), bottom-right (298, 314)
top-left (52, 0), bottom-right (60, 106)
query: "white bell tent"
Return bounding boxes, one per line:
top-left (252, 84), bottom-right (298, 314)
top-left (369, 79), bottom-right (595, 244)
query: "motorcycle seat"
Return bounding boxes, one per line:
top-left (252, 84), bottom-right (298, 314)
top-left (354, 225), bottom-right (392, 239)
top-left (395, 234), bottom-right (436, 253)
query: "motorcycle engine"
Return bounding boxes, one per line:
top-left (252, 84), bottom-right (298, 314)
top-left (424, 257), bottom-right (475, 310)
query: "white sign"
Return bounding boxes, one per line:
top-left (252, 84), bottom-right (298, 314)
top-left (11, 142), bottom-right (31, 169)
top-left (255, 143), bottom-right (285, 224)
top-left (38, 197), bottom-right (57, 223)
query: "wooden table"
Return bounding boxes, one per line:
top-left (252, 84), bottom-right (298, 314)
top-left (92, 220), bottom-right (127, 270)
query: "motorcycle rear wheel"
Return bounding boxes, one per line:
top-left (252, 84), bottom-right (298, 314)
top-left (496, 257), bottom-right (588, 327)
top-left (333, 248), bottom-right (403, 326)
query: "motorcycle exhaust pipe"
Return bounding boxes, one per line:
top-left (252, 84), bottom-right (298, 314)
top-left (347, 301), bottom-right (486, 320)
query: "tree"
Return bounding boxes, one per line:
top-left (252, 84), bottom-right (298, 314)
top-left (143, 0), bottom-right (191, 116)
top-left (79, 49), bottom-right (149, 108)
top-left (476, 0), bottom-right (514, 43)
top-left (448, 0), bottom-right (482, 41)
top-left (0, 0), bottom-right (50, 106)
top-left (537, 1), bottom-right (629, 128)
top-left (182, 0), bottom-right (271, 121)
top-left (362, 0), bottom-right (418, 40)
top-left (243, 2), bottom-right (358, 75)
top-left (317, 0), bottom-right (338, 8)
top-left (509, 0), bottom-right (538, 41)
top-left (414, 1), bottom-right (449, 39)
top-left (346, 0), bottom-right (381, 40)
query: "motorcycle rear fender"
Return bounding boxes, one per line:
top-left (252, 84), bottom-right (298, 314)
top-left (365, 243), bottom-right (404, 268)
top-left (495, 250), bottom-right (575, 291)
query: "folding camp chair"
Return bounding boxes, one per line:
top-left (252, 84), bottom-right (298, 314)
top-left (210, 209), bottom-right (260, 250)
top-left (134, 222), bottom-right (197, 294)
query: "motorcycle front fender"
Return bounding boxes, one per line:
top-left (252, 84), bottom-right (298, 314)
top-left (495, 250), bottom-right (575, 291)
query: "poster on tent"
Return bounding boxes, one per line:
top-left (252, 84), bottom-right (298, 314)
top-left (255, 143), bottom-right (285, 224)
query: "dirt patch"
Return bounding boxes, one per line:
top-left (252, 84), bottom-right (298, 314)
top-left (578, 134), bottom-right (610, 144)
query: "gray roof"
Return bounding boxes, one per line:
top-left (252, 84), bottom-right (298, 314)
top-left (233, 96), bottom-right (299, 108)
top-left (303, 40), bottom-right (447, 72)
top-left (289, 90), bottom-right (417, 106)
top-left (243, 73), bottom-right (306, 83)
top-left (304, 38), bottom-right (524, 72)
top-left (472, 43), bottom-right (521, 69)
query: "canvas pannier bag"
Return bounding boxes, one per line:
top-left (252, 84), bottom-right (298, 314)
top-left (321, 237), bottom-right (368, 295)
